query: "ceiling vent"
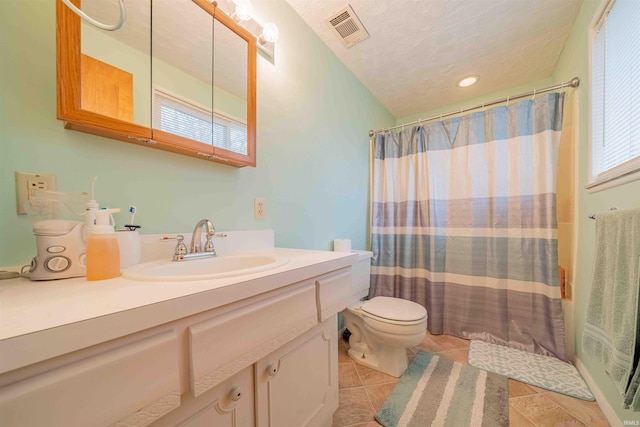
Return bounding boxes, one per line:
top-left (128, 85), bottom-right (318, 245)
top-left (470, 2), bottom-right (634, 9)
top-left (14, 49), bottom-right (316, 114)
top-left (325, 5), bottom-right (370, 48)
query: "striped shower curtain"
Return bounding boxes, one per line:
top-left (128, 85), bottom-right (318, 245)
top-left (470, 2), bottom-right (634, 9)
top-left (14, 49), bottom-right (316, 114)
top-left (369, 93), bottom-right (567, 360)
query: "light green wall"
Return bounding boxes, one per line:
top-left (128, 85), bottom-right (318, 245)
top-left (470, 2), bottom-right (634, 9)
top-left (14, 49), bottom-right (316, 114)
top-left (553, 0), bottom-right (640, 423)
top-left (0, 0), bottom-right (394, 266)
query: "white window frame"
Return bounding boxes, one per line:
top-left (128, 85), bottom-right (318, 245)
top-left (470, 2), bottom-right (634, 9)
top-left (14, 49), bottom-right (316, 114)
top-left (152, 86), bottom-right (248, 154)
top-left (587, 0), bottom-right (640, 192)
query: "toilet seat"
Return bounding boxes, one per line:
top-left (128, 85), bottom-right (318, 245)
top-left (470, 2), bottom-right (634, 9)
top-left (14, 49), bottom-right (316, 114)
top-left (361, 297), bottom-right (427, 326)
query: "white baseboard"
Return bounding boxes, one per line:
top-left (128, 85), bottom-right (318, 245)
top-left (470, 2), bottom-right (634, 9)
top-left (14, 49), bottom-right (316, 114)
top-left (575, 357), bottom-right (623, 427)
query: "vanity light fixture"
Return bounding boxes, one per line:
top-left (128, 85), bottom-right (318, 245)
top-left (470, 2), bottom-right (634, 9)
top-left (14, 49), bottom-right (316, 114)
top-left (217, 0), bottom-right (279, 62)
top-left (457, 75), bottom-right (479, 88)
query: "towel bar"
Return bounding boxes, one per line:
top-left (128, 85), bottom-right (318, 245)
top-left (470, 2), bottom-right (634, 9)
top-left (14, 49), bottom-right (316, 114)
top-left (588, 207), bottom-right (618, 220)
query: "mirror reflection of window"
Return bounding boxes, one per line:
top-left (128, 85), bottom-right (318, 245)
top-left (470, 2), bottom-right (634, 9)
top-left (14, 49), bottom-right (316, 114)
top-left (154, 88), bottom-right (248, 154)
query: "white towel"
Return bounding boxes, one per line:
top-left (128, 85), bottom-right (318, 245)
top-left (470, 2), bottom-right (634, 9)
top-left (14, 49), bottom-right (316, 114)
top-left (623, 256), bottom-right (640, 411)
top-left (582, 209), bottom-right (640, 397)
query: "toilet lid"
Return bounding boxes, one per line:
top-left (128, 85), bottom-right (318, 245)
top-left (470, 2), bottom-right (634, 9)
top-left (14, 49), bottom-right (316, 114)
top-left (361, 297), bottom-right (427, 322)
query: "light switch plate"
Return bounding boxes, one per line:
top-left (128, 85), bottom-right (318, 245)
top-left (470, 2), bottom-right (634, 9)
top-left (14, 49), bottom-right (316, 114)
top-left (16, 171), bottom-right (57, 215)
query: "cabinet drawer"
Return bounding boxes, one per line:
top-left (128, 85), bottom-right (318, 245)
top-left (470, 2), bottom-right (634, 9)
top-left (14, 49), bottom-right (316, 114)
top-left (189, 282), bottom-right (317, 396)
top-left (316, 269), bottom-right (352, 322)
top-left (0, 331), bottom-right (180, 427)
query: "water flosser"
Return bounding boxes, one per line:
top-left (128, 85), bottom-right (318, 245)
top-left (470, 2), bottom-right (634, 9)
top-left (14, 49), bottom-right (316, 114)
top-left (86, 176), bottom-right (99, 230)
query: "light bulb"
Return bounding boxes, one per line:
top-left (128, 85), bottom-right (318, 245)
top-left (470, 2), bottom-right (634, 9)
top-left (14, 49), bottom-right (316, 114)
top-left (233, 0), bottom-right (253, 22)
top-left (260, 22), bottom-right (279, 44)
top-left (456, 75), bottom-right (478, 87)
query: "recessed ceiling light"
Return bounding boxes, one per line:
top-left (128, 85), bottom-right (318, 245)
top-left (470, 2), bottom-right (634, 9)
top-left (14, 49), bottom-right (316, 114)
top-left (457, 75), bottom-right (478, 88)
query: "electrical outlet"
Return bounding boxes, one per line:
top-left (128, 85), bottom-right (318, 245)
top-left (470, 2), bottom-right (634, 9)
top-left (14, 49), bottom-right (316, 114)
top-left (16, 171), bottom-right (57, 215)
top-left (254, 197), bottom-right (266, 220)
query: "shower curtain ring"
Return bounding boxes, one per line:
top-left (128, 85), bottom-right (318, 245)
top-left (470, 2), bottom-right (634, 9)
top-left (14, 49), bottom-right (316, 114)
top-left (506, 96), bottom-right (510, 106)
top-left (532, 89), bottom-right (537, 100)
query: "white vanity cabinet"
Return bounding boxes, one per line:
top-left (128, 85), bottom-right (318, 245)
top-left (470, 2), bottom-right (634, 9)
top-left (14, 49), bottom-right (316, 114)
top-left (0, 260), bottom-right (354, 427)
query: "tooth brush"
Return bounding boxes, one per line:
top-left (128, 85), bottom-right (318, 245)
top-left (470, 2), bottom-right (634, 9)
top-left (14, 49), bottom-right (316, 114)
top-left (124, 206), bottom-right (141, 231)
top-left (128, 206), bottom-right (136, 224)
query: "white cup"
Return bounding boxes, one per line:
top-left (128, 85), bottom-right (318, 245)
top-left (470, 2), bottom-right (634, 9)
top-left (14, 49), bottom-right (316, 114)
top-left (115, 230), bottom-right (141, 269)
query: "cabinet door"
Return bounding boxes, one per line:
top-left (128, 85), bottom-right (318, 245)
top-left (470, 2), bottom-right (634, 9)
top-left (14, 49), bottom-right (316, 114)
top-left (152, 366), bottom-right (254, 427)
top-left (256, 317), bottom-right (339, 427)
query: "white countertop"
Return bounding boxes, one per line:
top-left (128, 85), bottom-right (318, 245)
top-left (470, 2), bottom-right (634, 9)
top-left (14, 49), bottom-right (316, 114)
top-left (0, 246), bottom-right (357, 373)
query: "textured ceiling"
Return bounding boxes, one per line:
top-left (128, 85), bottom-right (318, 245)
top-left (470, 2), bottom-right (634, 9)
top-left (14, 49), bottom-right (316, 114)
top-left (285, 0), bottom-right (583, 118)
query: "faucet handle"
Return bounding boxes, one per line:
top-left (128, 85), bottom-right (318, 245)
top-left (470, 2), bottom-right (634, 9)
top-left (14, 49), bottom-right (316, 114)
top-left (203, 231), bottom-right (216, 255)
top-left (161, 235), bottom-right (188, 260)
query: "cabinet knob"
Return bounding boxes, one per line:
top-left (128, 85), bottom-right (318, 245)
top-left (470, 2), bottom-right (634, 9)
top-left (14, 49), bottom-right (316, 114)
top-left (266, 363), bottom-right (279, 377)
top-left (229, 386), bottom-right (243, 401)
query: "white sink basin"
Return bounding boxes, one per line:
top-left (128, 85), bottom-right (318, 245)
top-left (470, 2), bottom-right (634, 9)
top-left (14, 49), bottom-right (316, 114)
top-left (123, 254), bottom-right (290, 282)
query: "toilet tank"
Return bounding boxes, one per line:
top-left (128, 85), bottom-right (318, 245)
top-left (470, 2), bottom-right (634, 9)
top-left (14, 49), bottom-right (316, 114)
top-left (351, 251), bottom-right (372, 302)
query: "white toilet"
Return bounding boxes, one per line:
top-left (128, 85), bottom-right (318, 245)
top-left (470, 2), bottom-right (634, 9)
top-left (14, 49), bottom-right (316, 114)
top-left (344, 296), bottom-right (427, 377)
top-left (344, 252), bottom-right (427, 377)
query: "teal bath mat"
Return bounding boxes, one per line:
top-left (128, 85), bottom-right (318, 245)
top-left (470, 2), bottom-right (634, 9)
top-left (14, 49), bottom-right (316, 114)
top-left (468, 340), bottom-right (594, 401)
top-left (375, 351), bottom-right (508, 427)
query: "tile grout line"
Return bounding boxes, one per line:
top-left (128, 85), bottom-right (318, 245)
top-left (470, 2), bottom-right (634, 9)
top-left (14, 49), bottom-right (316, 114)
top-left (352, 362), bottom-right (378, 413)
top-left (509, 403), bottom-right (539, 426)
top-left (545, 398), bottom-right (592, 427)
top-left (510, 393), bottom-right (589, 427)
top-left (348, 342), bottom-right (401, 424)
top-left (343, 340), bottom-right (379, 420)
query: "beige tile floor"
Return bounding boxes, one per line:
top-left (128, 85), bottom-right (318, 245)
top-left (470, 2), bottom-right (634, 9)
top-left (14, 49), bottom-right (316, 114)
top-left (333, 331), bottom-right (610, 427)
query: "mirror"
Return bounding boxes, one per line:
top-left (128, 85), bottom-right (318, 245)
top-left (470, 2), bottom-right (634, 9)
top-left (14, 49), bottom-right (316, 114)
top-left (213, 18), bottom-right (249, 156)
top-left (57, 0), bottom-right (257, 167)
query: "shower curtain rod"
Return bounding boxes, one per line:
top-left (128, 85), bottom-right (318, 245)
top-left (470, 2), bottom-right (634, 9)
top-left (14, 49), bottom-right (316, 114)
top-left (368, 77), bottom-right (580, 137)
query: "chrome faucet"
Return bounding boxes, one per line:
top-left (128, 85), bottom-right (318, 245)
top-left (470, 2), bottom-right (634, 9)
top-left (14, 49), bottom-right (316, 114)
top-left (162, 219), bottom-right (225, 262)
top-left (191, 219), bottom-right (215, 255)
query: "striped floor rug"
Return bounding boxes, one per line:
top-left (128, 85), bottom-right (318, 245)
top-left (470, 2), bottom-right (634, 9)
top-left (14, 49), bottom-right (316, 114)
top-left (375, 351), bottom-right (508, 427)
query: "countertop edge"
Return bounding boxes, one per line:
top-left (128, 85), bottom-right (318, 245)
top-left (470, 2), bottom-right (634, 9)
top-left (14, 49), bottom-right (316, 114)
top-left (0, 250), bottom-right (358, 374)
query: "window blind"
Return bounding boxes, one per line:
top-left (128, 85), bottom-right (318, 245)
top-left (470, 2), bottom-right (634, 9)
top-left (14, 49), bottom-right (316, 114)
top-left (591, 0), bottom-right (640, 180)
top-left (153, 89), bottom-right (247, 154)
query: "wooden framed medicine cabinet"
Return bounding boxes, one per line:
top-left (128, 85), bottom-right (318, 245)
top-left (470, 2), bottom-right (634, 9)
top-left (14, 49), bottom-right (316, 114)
top-left (56, 0), bottom-right (257, 167)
